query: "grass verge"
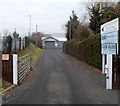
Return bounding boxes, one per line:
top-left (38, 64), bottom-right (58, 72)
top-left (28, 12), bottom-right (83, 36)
top-left (0, 79), bottom-right (12, 92)
top-left (18, 43), bottom-right (42, 63)
top-left (1, 43), bottom-right (42, 92)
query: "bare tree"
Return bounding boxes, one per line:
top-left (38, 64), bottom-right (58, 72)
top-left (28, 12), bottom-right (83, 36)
top-left (3, 29), bottom-right (9, 37)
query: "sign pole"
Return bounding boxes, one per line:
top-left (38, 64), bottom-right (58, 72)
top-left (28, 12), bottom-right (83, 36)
top-left (102, 54), bottom-right (105, 74)
top-left (101, 17), bottom-right (119, 90)
top-left (106, 55), bottom-right (113, 89)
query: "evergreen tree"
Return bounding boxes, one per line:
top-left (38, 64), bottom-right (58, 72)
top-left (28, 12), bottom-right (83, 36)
top-left (89, 3), bottom-right (101, 34)
top-left (65, 11), bottom-right (79, 40)
top-left (65, 21), bottom-right (70, 41)
top-left (88, 2), bottom-right (119, 34)
top-left (70, 11), bottom-right (79, 38)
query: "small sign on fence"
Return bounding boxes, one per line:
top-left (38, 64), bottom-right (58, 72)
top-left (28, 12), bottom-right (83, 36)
top-left (2, 54), bottom-right (9, 60)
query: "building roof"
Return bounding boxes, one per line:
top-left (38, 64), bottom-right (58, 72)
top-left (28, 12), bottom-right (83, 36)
top-left (42, 37), bottom-right (58, 41)
top-left (42, 37), bottom-right (67, 42)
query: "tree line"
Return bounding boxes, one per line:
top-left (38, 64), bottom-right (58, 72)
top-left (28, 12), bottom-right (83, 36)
top-left (65, 2), bottom-right (120, 41)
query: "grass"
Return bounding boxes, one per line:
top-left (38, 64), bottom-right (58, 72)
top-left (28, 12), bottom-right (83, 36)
top-left (18, 43), bottom-right (42, 63)
top-left (0, 79), bottom-right (12, 92)
top-left (0, 43), bottom-right (42, 92)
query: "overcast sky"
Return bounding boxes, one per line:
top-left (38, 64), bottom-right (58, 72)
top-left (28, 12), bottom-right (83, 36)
top-left (0, 0), bottom-right (89, 37)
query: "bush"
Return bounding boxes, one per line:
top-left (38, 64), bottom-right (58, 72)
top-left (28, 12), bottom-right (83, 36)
top-left (63, 34), bottom-right (102, 69)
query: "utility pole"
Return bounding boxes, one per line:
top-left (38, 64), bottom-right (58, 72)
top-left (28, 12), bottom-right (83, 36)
top-left (36, 24), bottom-right (38, 45)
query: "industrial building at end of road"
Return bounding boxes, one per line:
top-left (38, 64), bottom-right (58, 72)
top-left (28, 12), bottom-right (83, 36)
top-left (42, 37), bottom-right (67, 49)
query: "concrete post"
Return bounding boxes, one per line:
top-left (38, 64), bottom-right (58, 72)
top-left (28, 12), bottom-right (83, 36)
top-left (102, 54), bottom-right (105, 74)
top-left (106, 55), bottom-right (113, 90)
top-left (13, 54), bottom-right (18, 85)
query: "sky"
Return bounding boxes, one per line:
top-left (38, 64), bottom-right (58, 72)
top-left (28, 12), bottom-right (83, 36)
top-left (0, 0), bottom-right (88, 37)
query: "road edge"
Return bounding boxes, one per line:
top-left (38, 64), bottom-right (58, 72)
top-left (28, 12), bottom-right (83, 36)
top-left (0, 85), bottom-right (15, 95)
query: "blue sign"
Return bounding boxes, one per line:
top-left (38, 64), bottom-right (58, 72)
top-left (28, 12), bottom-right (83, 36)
top-left (101, 35), bottom-right (107, 40)
top-left (101, 31), bottom-right (118, 44)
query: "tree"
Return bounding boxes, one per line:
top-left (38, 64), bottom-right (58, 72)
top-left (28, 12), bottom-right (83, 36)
top-left (65, 11), bottom-right (79, 41)
top-left (65, 21), bottom-right (71, 41)
top-left (114, 1), bottom-right (120, 17)
top-left (31, 32), bottom-right (43, 48)
top-left (13, 31), bottom-right (19, 38)
top-left (76, 25), bottom-right (91, 40)
top-left (88, 2), bottom-right (102, 34)
top-left (87, 2), bottom-right (119, 34)
top-left (100, 2), bottom-right (118, 24)
top-left (70, 11), bottom-right (79, 38)
top-left (12, 31), bottom-right (19, 53)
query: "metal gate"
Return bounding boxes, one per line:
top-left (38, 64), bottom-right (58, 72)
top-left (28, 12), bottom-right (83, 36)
top-left (113, 55), bottom-right (120, 89)
top-left (2, 54), bottom-right (13, 83)
top-left (18, 54), bottom-right (31, 84)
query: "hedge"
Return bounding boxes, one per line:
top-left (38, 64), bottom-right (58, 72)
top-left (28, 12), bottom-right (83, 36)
top-left (63, 34), bottom-right (102, 69)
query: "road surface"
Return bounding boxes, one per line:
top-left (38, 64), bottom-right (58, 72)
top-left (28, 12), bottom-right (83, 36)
top-left (2, 50), bottom-right (118, 104)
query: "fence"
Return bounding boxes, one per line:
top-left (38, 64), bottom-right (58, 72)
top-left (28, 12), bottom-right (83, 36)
top-left (18, 54), bottom-right (31, 84)
top-left (12, 37), bottom-right (25, 52)
top-left (113, 55), bottom-right (120, 89)
top-left (2, 36), bottom-right (30, 54)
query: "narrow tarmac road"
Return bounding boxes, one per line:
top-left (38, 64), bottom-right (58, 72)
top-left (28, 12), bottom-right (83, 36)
top-left (2, 50), bottom-right (118, 104)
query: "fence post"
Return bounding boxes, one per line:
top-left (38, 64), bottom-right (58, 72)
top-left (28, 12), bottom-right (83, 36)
top-left (13, 54), bottom-right (18, 85)
top-left (30, 54), bottom-right (32, 69)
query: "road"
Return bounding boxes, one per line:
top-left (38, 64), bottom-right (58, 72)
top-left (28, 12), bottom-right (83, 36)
top-left (2, 50), bottom-right (118, 104)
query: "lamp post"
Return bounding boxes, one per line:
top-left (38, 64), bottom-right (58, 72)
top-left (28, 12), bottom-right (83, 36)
top-left (36, 24), bottom-right (38, 45)
top-left (28, 15), bottom-right (31, 37)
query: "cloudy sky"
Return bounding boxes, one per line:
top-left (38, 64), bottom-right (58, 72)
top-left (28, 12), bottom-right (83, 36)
top-left (0, 0), bottom-right (88, 37)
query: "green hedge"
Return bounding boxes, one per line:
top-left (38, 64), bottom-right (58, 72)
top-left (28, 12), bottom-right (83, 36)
top-left (63, 34), bottom-right (102, 69)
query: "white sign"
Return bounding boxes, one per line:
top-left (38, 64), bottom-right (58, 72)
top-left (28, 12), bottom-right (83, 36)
top-left (101, 18), bottom-right (119, 34)
top-left (102, 44), bottom-right (117, 55)
top-left (101, 31), bottom-right (118, 44)
top-left (2, 54), bottom-right (10, 60)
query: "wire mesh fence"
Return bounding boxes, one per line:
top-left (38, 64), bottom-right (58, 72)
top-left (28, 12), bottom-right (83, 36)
top-left (2, 36), bottom-right (30, 54)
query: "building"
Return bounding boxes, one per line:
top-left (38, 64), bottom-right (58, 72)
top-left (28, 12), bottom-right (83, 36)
top-left (42, 37), bottom-right (67, 49)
